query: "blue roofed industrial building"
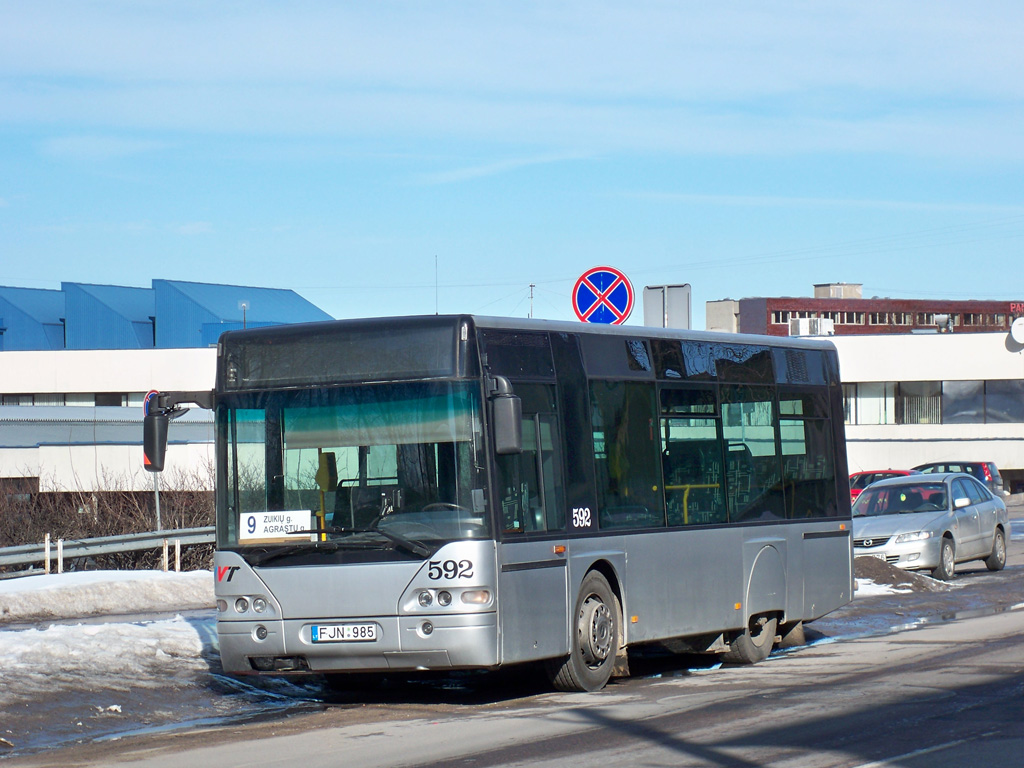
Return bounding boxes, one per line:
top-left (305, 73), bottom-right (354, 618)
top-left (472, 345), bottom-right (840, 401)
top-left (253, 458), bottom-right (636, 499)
top-left (152, 279), bottom-right (332, 347)
top-left (0, 286), bottom-right (67, 351)
top-left (0, 279), bottom-right (333, 351)
top-left (0, 279), bottom-right (334, 493)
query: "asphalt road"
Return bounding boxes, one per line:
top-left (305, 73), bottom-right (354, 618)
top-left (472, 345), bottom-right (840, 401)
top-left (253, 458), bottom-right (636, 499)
top-left (11, 498), bottom-right (1023, 768)
top-left (19, 597), bottom-right (1024, 768)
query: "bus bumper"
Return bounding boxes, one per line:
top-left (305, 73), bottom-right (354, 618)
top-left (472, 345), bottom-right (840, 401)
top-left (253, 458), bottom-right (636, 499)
top-left (218, 612), bottom-right (498, 675)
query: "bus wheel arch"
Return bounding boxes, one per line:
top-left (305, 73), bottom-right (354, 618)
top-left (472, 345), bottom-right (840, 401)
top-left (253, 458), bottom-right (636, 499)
top-left (547, 566), bottom-right (623, 692)
top-left (724, 545), bottom-right (785, 664)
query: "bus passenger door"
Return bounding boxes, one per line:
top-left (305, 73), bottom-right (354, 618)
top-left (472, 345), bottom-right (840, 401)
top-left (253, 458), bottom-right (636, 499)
top-left (496, 412), bottom-right (570, 664)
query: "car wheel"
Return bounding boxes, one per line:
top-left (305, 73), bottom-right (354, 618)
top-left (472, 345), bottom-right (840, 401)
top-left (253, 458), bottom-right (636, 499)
top-left (722, 614), bottom-right (778, 664)
top-left (932, 538), bottom-right (955, 581)
top-left (985, 529), bottom-right (1007, 572)
top-left (547, 571), bottom-right (621, 692)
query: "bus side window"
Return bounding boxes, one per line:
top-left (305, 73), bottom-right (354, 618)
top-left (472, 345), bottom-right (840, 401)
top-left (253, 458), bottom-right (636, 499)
top-left (590, 380), bottom-right (665, 530)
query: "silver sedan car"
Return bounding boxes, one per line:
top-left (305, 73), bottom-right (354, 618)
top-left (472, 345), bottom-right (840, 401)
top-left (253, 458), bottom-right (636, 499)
top-left (852, 473), bottom-right (1009, 580)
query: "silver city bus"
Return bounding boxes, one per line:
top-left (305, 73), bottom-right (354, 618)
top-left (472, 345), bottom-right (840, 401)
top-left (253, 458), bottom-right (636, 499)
top-left (145, 315), bottom-right (853, 692)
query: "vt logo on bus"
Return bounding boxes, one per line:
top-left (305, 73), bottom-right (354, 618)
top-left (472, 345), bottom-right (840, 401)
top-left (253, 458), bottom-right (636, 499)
top-left (217, 566), bottom-right (240, 582)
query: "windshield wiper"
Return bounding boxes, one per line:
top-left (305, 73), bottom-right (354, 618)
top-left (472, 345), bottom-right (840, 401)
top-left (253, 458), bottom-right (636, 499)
top-left (290, 525), bottom-right (435, 559)
top-left (249, 541), bottom-right (339, 567)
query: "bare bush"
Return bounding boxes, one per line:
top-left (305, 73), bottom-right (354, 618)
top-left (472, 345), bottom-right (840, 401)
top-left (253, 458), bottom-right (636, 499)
top-left (0, 466), bottom-right (215, 573)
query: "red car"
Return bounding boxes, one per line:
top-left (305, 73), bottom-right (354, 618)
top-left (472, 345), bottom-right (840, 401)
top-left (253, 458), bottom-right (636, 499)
top-left (849, 470), bottom-right (919, 504)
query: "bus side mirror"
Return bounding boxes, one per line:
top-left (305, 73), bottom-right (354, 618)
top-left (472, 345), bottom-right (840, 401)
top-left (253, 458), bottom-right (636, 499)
top-left (493, 395), bottom-right (523, 455)
top-left (144, 412), bottom-right (169, 472)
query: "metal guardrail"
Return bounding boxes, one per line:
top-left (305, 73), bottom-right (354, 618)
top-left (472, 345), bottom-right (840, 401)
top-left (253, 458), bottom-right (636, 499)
top-left (0, 526), bottom-right (215, 571)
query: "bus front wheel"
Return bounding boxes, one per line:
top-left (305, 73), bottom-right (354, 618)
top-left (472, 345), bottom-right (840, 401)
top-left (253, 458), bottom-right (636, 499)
top-left (547, 571), bottom-right (621, 692)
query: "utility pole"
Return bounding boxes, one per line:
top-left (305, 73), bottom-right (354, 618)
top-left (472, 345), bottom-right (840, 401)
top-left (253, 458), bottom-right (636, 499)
top-left (529, 284), bottom-right (535, 318)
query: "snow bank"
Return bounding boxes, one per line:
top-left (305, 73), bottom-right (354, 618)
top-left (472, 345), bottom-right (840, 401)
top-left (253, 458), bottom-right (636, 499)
top-left (0, 570), bottom-right (215, 623)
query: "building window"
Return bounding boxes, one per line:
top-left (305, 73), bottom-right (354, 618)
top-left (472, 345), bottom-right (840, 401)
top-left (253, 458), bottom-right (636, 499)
top-left (95, 393), bottom-right (127, 407)
top-left (942, 381), bottom-right (984, 424)
top-left (986, 380), bottom-right (1024, 423)
top-left (895, 382), bottom-right (941, 424)
top-left (848, 382), bottom-right (896, 425)
top-left (32, 393), bottom-right (66, 406)
top-left (842, 384), bottom-right (856, 424)
top-left (771, 311), bottom-right (789, 325)
top-left (846, 379), bottom-right (1024, 426)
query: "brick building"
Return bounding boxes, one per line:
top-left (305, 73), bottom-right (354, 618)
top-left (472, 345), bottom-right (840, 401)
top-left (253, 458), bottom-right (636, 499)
top-left (707, 283), bottom-right (1022, 337)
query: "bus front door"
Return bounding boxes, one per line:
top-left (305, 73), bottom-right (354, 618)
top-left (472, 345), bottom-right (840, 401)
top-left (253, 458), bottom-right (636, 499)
top-left (496, 412), bottom-right (570, 664)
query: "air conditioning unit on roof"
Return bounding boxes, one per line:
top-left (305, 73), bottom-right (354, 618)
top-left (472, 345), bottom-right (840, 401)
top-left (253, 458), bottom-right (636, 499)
top-left (789, 317), bottom-right (835, 337)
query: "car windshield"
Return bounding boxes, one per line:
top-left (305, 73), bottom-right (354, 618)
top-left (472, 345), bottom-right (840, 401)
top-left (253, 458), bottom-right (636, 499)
top-left (852, 483), bottom-right (948, 517)
top-left (216, 380), bottom-right (489, 557)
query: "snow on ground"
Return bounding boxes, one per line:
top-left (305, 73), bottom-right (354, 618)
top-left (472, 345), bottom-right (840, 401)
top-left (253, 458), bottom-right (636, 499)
top-left (0, 571), bottom-right (217, 707)
top-left (854, 579), bottom-right (912, 596)
top-left (0, 569), bottom-right (214, 623)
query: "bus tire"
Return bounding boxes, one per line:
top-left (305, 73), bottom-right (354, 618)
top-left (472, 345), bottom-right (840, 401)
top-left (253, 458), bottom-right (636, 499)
top-left (722, 614), bottom-right (777, 664)
top-left (777, 620), bottom-right (805, 649)
top-left (547, 571), bottom-right (620, 692)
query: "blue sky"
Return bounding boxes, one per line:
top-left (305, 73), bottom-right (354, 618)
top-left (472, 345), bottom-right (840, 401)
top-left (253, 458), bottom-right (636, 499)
top-left (2, 1), bottom-right (1023, 328)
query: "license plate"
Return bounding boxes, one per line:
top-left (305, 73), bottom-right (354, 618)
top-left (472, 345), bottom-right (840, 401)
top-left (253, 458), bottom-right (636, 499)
top-left (869, 553), bottom-right (886, 560)
top-left (311, 623), bottom-right (378, 643)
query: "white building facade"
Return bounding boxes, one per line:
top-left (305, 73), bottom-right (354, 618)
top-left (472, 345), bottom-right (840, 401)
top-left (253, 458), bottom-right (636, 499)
top-left (0, 348), bottom-right (216, 493)
top-left (832, 332), bottom-right (1024, 492)
top-left (1, 331), bottom-right (1022, 495)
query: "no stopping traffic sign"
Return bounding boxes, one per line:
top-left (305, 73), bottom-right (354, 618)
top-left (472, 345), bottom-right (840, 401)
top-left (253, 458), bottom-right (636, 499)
top-left (572, 266), bottom-right (634, 324)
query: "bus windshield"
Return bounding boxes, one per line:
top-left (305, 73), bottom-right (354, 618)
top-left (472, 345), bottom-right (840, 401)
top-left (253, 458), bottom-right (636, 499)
top-left (217, 381), bottom-right (488, 557)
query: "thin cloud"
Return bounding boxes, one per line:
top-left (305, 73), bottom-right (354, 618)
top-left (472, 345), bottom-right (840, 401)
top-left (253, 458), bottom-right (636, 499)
top-left (40, 135), bottom-right (168, 160)
top-left (413, 153), bottom-right (590, 185)
top-left (2, 4), bottom-right (1024, 161)
top-left (174, 222), bottom-right (213, 236)
top-left (628, 191), bottom-right (1024, 214)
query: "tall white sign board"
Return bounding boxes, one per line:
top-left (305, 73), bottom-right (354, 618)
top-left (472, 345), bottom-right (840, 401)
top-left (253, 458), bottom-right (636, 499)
top-left (643, 284), bottom-right (692, 329)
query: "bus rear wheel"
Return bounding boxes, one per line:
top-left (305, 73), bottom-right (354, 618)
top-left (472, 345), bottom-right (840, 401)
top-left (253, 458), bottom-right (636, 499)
top-left (547, 571), bottom-right (621, 692)
top-left (722, 614), bottom-right (777, 664)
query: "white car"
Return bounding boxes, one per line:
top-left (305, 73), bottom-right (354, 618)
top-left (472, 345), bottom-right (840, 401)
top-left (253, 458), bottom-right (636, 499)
top-left (852, 473), bottom-right (1008, 580)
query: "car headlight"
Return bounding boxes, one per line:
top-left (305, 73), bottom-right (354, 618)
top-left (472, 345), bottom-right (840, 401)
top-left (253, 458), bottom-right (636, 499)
top-left (894, 531), bottom-right (933, 544)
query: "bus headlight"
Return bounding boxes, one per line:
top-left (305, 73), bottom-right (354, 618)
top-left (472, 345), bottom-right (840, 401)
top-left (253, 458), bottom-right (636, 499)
top-left (252, 597), bottom-right (268, 613)
top-left (461, 590), bottom-right (491, 605)
top-left (418, 590), bottom-right (433, 607)
top-left (437, 590), bottom-right (452, 607)
top-left (235, 597), bottom-right (250, 613)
